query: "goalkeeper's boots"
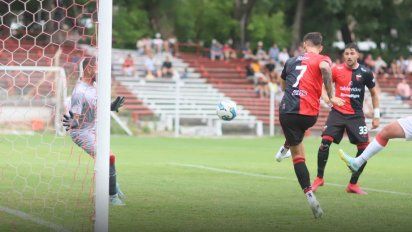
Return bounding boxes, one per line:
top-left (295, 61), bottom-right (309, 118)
top-left (110, 194), bottom-right (126, 206)
top-left (346, 183), bottom-right (368, 195)
top-left (306, 191), bottom-right (323, 219)
top-left (116, 183), bottom-right (126, 199)
top-left (311, 177), bottom-right (324, 192)
top-left (275, 146), bottom-right (291, 162)
top-left (338, 149), bottom-right (360, 173)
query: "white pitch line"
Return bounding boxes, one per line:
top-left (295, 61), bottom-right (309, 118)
top-left (0, 205), bottom-right (71, 232)
top-left (170, 163), bottom-right (412, 197)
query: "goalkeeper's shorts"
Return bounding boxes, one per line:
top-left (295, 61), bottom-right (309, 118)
top-left (70, 128), bottom-right (96, 156)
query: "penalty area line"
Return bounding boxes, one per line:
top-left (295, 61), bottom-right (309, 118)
top-left (0, 205), bottom-right (71, 232)
top-left (169, 163), bottom-right (412, 197)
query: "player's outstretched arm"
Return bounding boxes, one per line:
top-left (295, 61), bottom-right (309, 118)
top-left (369, 87), bottom-right (380, 129)
top-left (320, 61), bottom-right (344, 107)
top-left (111, 96), bottom-right (125, 112)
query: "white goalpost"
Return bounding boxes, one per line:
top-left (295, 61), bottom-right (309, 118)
top-left (95, 0), bottom-right (113, 231)
top-left (0, 0), bottom-right (112, 231)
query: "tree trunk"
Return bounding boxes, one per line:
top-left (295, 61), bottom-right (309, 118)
top-left (340, 23), bottom-right (352, 44)
top-left (337, 11), bottom-right (352, 44)
top-left (291, 0), bottom-right (306, 52)
top-left (234, 0), bottom-right (257, 49)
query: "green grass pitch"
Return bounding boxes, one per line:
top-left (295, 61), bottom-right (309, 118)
top-left (1, 135), bottom-right (412, 231)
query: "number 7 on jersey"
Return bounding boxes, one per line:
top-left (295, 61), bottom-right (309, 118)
top-left (293, 65), bottom-right (307, 87)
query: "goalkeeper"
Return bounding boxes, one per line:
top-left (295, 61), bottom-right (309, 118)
top-left (63, 57), bottom-right (126, 206)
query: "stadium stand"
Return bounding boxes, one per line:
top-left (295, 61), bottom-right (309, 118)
top-left (111, 50), bottom-right (263, 136)
top-left (178, 53), bottom-right (412, 133)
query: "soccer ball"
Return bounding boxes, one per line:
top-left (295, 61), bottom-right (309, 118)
top-left (216, 100), bottom-right (237, 121)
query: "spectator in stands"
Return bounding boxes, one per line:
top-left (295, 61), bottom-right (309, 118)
top-left (268, 43), bottom-right (280, 62)
top-left (210, 39), bottom-right (223, 61)
top-left (255, 41), bottom-right (268, 61)
top-left (391, 59), bottom-right (403, 78)
top-left (168, 37), bottom-right (178, 56)
top-left (223, 43), bottom-right (236, 60)
top-left (255, 72), bottom-right (270, 98)
top-left (122, 54), bottom-right (135, 76)
top-left (278, 48), bottom-right (290, 65)
top-left (374, 55), bottom-right (387, 74)
top-left (245, 62), bottom-right (255, 82)
top-left (364, 54), bottom-right (375, 71)
top-left (144, 51), bottom-right (160, 79)
top-left (153, 33), bottom-right (163, 54)
top-left (407, 56), bottom-right (412, 74)
top-left (161, 55), bottom-right (174, 78)
top-left (242, 42), bottom-right (253, 60)
top-left (396, 78), bottom-right (411, 100)
top-left (142, 37), bottom-right (152, 53)
top-left (398, 56), bottom-right (408, 74)
top-left (136, 38), bottom-right (145, 56)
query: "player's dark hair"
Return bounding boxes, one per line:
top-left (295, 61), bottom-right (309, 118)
top-left (344, 43), bottom-right (359, 52)
top-left (303, 32), bottom-right (323, 46)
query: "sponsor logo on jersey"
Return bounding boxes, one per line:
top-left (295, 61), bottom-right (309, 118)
top-left (356, 74), bottom-right (362, 81)
top-left (292, 89), bottom-right (308, 96)
top-left (297, 56), bottom-right (309, 61)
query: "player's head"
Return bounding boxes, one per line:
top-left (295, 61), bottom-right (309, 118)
top-left (302, 32), bottom-right (323, 53)
top-left (343, 43), bottom-right (360, 68)
top-left (81, 57), bottom-right (97, 83)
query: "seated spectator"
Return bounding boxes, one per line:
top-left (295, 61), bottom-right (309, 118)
top-left (264, 59), bottom-right (280, 85)
top-left (122, 54), bottom-right (135, 76)
top-left (374, 55), bottom-right (387, 74)
top-left (255, 72), bottom-right (270, 98)
top-left (242, 42), bottom-right (253, 60)
top-left (396, 78), bottom-right (411, 100)
top-left (268, 43), bottom-right (279, 62)
top-left (278, 48), bottom-right (290, 65)
top-left (210, 39), bottom-right (223, 60)
top-left (136, 39), bottom-right (145, 56)
top-left (222, 43), bottom-right (236, 60)
top-left (255, 41), bottom-right (268, 61)
top-left (245, 62), bottom-right (255, 82)
top-left (364, 54), bottom-right (375, 71)
top-left (153, 33), bottom-right (163, 54)
top-left (391, 59), bottom-right (403, 78)
top-left (161, 55), bottom-right (174, 78)
top-left (407, 56), bottom-right (412, 75)
top-left (144, 51), bottom-right (160, 79)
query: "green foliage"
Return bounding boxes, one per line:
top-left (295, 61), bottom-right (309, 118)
top-left (247, 11), bottom-right (291, 49)
top-left (113, 6), bottom-right (152, 48)
top-left (175, 0), bottom-right (237, 44)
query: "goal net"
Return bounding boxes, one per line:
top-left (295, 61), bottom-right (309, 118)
top-left (0, 0), bottom-right (107, 231)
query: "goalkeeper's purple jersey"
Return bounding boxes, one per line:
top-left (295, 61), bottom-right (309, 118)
top-left (70, 81), bottom-right (97, 130)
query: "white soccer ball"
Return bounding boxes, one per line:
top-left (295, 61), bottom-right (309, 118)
top-left (216, 100), bottom-right (237, 121)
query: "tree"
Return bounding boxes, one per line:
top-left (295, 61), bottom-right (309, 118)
top-left (233, 0), bottom-right (258, 49)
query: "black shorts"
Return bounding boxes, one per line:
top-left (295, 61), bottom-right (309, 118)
top-left (280, 113), bottom-right (318, 146)
top-left (322, 109), bottom-right (369, 144)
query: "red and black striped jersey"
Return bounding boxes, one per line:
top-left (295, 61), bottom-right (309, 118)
top-left (280, 52), bottom-right (332, 116)
top-left (332, 64), bottom-right (375, 115)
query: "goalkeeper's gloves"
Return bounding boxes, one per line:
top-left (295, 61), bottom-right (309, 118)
top-left (62, 111), bottom-right (79, 131)
top-left (111, 96), bottom-right (125, 112)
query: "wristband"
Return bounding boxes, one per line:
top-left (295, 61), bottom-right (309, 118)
top-left (373, 108), bottom-right (380, 119)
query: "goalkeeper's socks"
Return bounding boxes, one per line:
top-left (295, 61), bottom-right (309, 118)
top-left (355, 134), bottom-right (388, 167)
top-left (293, 155), bottom-right (311, 191)
top-left (109, 155), bottom-right (117, 196)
